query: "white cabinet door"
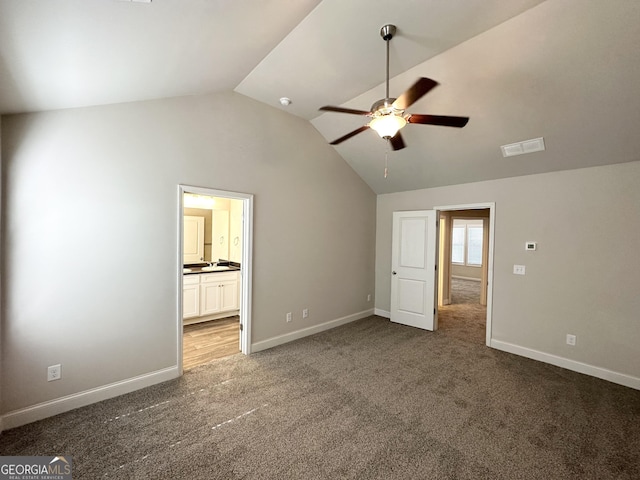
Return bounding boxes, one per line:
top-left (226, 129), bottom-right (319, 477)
top-left (184, 216), bottom-right (205, 264)
top-left (199, 272), bottom-right (237, 315)
top-left (211, 210), bottom-right (230, 261)
top-left (188, 272), bottom-right (240, 319)
top-left (200, 282), bottom-right (222, 315)
top-left (183, 277), bottom-right (200, 319)
top-left (220, 279), bottom-right (239, 312)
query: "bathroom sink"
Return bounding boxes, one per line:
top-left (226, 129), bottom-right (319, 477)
top-left (201, 266), bottom-right (231, 272)
top-left (183, 268), bottom-right (193, 273)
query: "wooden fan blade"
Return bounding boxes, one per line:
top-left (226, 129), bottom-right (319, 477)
top-left (329, 125), bottom-right (370, 145)
top-left (389, 132), bottom-right (406, 151)
top-left (407, 114), bottom-right (469, 128)
top-left (320, 106), bottom-right (372, 116)
top-left (392, 78), bottom-right (439, 110)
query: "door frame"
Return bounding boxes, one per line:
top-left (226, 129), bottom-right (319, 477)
top-left (434, 202), bottom-right (495, 346)
top-left (177, 185), bottom-right (254, 373)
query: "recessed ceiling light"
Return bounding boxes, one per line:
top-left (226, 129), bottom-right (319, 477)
top-left (279, 97), bottom-right (292, 107)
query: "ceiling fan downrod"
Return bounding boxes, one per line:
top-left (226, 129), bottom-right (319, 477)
top-left (368, 24), bottom-right (406, 140)
top-left (380, 24), bottom-right (396, 101)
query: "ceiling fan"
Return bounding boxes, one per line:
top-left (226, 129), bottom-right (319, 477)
top-left (319, 24), bottom-right (469, 151)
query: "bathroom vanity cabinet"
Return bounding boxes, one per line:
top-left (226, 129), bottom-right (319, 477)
top-left (182, 271), bottom-right (240, 324)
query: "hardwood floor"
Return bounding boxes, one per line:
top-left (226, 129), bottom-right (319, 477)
top-left (183, 316), bottom-right (240, 371)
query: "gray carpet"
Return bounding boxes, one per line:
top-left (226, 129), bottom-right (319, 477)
top-left (450, 277), bottom-right (481, 305)
top-left (439, 278), bottom-right (486, 344)
top-left (2, 311), bottom-right (639, 479)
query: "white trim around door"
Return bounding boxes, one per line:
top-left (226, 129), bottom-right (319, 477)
top-left (178, 185), bottom-right (254, 374)
top-left (434, 202), bottom-right (495, 347)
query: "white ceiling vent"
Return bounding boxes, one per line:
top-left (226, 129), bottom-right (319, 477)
top-left (500, 137), bottom-right (545, 157)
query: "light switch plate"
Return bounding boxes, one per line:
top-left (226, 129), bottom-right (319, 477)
top-left (513, 265), bottom-right (526, 275)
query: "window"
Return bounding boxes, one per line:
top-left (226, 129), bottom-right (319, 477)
top-left (452, 219), bottom-right (484, 267)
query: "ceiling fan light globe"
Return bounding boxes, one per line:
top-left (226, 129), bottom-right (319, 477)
top-left (370, 114), bottom-right (407, 139)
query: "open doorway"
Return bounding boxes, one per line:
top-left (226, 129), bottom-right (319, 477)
top-left (178, 186), bottom-right (253, 372)
top-left (435, 204), bottom-right (494, 346)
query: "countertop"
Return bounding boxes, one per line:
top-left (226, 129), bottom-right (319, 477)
top-left (183, 261), bottom-right (240, 275)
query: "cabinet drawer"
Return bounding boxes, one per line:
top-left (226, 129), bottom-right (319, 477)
top-left (200, 272), bottom-right (238, 283)
top-left (183, 275), bottom-right (200, 285)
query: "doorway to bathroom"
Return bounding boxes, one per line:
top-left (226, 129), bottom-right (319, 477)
top-left (178, 185), bottom-right (253, 372)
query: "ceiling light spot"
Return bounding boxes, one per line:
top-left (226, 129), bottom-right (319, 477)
top-left (279, 97), bottom-right (292, 106)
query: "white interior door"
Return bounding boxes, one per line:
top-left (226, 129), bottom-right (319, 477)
top-left (183, 215), bottom-right (205, 264)
top-left (390, 210), bottom-right (438, 330)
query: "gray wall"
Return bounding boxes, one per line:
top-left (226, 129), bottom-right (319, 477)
top-left (451, 264), bottom-right (482, 280)
top-left (1, 92), bottom-right (376, 415)
top-left (376, 161), bottom-right (640, 380)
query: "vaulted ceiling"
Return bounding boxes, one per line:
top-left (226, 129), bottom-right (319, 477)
top-left (2, 0), bottom-right (639, 194)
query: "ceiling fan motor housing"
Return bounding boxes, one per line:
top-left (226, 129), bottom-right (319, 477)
top-left (371, 98), bottom-right (399, 115)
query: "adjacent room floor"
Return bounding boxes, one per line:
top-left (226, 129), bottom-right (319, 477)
top-left (438, 277), bottom-right (486, 344)
top-left (183, 316), bottom-right (240, 370)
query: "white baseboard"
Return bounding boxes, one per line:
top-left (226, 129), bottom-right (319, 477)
top-left (183, 310), bottom-right (239, 326)
top-left (374, 308), bottom-right (390, 319)
top-left (452, 275), bottom-right (481, 282)
top-left (490, 339), bottom-right (640, 391)
top-left (251, 309), bottom-right (374, 353)
top-left (1, 366), bottom-right (180, 431)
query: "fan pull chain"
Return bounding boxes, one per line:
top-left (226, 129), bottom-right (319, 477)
top-left (384, 148), bottom-right (389, 179)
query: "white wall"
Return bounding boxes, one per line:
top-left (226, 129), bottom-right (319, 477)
top-left (376, 161), bottom-right (640, 387)
top-left (0, 92), bottom-right (376, 423)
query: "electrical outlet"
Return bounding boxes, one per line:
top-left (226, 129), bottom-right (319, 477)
top-left (513, 265), bottom-right (526, 275)
top-left (302, 308), bottom-right (309, 319)
top-left (367, 294), bottom-right (372, 302)
top-left (286, 312), bottom-right (292, 323)
top-left (566, 334), bottom-right (576, 346)
top-left (47, 364), bottom-right (62, 382)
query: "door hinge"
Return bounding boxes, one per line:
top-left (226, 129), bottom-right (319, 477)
top-left (434, 308), bottom-right (436, 315)
top-left (239, 323), bottom-right (243, 331)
